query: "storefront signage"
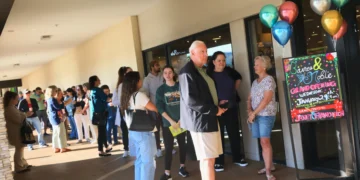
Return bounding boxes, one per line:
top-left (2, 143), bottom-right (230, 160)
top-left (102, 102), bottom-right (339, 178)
top-left (283, 52), bottom-right (344, 123)
top-left (170, 50), bottom-right (187, 57)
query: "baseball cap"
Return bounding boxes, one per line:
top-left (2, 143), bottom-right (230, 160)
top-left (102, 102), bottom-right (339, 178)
top-left (22, 89), bottom-right (31, 94)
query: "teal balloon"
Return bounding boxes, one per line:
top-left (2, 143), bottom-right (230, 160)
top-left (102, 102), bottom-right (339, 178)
top-left (272, 21), bottom-right (292, 47)
top-left (259, 4), bottom-right (279, 28)
top-left (332, 0), bottom-right (349, 8)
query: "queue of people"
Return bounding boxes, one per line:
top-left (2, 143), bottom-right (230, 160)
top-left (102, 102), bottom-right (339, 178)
top-left (3, 40), bottom-right (277, 180)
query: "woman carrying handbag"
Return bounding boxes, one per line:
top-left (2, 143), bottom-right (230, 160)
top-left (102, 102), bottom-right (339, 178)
top-left (4, 91), bottom-right (32, 173)
top-left (89, 75), bottom-right (113, 157)
top-left (120, 71), bottom-right (158, 180)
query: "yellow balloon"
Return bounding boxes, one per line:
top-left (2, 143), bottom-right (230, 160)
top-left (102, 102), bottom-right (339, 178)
top-left (321, 10), bottom-right (343, 36)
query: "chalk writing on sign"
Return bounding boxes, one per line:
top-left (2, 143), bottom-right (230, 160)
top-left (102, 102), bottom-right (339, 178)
top-left (283, 53), bottom-right (344, 123)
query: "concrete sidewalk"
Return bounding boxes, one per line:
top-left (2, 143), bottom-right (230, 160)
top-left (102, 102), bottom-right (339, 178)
top-left (12, 136), bottom-right (334, 180)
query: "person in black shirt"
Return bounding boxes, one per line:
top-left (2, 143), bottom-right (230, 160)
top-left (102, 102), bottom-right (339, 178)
top-left (18, 89), bottom-right (48, 150)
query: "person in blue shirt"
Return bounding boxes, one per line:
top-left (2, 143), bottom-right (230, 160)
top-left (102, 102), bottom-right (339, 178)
top-left (89, 75), bottom-right (112, 157)
top-left (65, 88), bottom-right (77, 140)
top-left (101, 85), bottom-right (119, 145)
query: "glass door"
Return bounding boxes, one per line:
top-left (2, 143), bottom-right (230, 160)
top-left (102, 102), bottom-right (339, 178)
top-left (245, 16), bottom-right (286, 164)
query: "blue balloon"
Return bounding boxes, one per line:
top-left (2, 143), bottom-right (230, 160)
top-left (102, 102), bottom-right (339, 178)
top-left (272, 21), bottom-right (292, 47)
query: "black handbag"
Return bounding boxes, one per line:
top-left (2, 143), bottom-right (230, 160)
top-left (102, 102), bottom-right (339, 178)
top-left (92, 112), bottom-right (108, 126)
top-left (89, 93), bottom-right (108, 126)
top-left (124, 92), bottom-right (157, 132)
top-left (20, 119), bottom-right (36, 144)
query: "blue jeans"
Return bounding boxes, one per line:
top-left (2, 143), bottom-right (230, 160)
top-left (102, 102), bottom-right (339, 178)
top-left (129, 131), bottom-right (157, 180)
top-left (26, 117), bottom-right (45, 148)
top-left (68, 115), bottom-right (78, 139)
top-left (250, 116), bottom-right (276, 138)
top-left (106, 116), bottom-right (118, 144)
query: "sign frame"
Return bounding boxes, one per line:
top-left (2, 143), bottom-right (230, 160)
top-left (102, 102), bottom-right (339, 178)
top-left (282, 52), bottom-right (345, 124)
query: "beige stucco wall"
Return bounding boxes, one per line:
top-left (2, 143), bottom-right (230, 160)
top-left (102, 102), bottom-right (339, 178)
top-left (22, 16), bottom-right (143, 91)
top-left (138, 0), bottom-right (282, 50)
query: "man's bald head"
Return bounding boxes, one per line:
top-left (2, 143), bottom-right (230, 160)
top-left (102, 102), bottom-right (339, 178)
top-left (189, 40), bottom-right (208, 67)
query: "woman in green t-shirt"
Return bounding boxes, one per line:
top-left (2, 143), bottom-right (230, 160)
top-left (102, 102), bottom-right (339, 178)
top-left (156, 66), bottom-right (190, 180)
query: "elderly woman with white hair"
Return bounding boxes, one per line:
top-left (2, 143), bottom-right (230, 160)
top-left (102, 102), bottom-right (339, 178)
top-left (247, 56), bottom-right (277, 180)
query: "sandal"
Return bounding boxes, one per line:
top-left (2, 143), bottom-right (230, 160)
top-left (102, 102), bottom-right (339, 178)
top-left (258, 167), bottom-right (276, 175)
top-left (266, 174), bottom-right (276, 180)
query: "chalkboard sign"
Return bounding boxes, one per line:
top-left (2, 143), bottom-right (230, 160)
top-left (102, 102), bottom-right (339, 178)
top-left (283, 52), bottom-right (344, 123)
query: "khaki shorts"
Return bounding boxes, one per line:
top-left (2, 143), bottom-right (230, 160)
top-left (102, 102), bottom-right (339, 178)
top-left (190, 127), bottom-right (223, 160)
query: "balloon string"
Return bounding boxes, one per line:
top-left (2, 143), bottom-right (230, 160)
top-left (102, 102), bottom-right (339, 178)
top-left (332, 38), bottom-right (337, 51)
top-left (282, 46), bottom-right (285, 58)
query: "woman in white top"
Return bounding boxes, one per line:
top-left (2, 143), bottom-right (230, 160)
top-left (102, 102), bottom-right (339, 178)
top-left (112, 66), bottom-right (132, 157)
top-left (120, 71), bottom-right (158, 180)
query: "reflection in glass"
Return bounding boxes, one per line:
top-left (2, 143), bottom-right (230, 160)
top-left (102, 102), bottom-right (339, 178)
top-left (145, 46), bottom-right (167, 74)
top-left (302, 1), bottom-right (328, 54)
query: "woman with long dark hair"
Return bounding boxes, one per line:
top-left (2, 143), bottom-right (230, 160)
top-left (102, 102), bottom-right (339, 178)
top-left (206, 51), bottom-right (248, 172)
top-left (4, 91), bottom-right (32, 173)
top-left (156, 66), bottom-right (189, 180)
top-left (121, 71), bottom-right (158, 180)
top-left (89, 75), bottom-right (112, 156)
top-left (112, 66), bottom-right (132, 157)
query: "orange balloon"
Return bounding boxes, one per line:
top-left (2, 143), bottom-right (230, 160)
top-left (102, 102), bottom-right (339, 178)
top-left (321, 10), bottom-right (343, 36)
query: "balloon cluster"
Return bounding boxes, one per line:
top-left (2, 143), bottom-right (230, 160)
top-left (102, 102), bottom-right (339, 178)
top-left (259, 2), bottom-right (298, 47)
top-left (311, 0), bottom-right (348, 40)
top-left (259, 0), bottom-right (349, 47)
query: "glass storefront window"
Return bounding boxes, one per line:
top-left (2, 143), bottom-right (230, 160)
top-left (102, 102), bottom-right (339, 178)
top-left (299, 1), bottom-right (340, 173)
top-left (144, 46), bottom-right (167, 74)
top-left (168, 37), bottom-right (193, 74)
top-left (302, 1), bottom-right (328, 54)
top-left (195, 26), bottom-right (234, 67)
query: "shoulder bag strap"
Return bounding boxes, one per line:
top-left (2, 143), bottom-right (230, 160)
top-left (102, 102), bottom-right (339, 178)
top-left (132, 92), bottom-right (139, 112)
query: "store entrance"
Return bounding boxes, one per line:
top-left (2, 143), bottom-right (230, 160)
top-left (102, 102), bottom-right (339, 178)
top-left (244, 16), bottom-right (286, 164)
top-left (290, 0), bottom-right (360, 176)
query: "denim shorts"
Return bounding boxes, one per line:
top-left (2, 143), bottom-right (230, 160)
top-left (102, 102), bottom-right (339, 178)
top-left (249, 116), bottom-right (276, 138)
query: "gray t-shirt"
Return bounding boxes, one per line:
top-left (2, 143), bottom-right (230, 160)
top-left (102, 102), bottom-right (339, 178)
top-left (250, 76), bottom-right (277, 116)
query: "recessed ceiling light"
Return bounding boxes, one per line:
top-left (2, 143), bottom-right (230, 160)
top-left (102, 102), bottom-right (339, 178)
top-left (3, 75), bottom-right (7, 78)
top-left (13, 63), bottom-right (20, 67)
top-left (8, 30), bottom-right (14, 32)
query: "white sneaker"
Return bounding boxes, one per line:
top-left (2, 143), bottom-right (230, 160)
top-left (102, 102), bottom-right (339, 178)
top-left (123, 151), bottom-right (130, 158)
top-left (156, 149), bottom-right (163, 157)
